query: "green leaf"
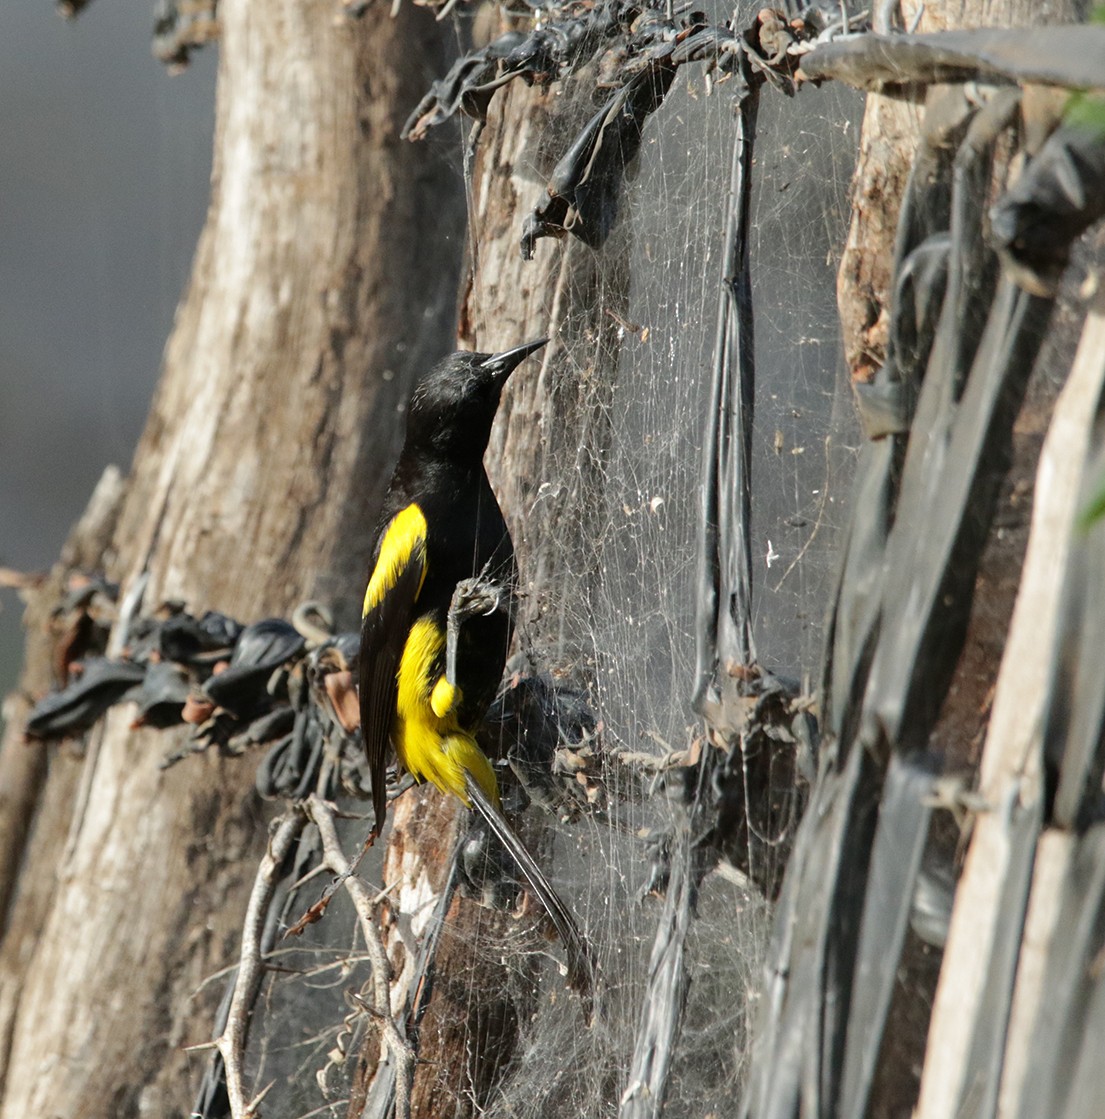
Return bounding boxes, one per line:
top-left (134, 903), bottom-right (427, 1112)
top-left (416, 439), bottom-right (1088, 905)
top-left (1078, 476), bottom-right (1105, 531)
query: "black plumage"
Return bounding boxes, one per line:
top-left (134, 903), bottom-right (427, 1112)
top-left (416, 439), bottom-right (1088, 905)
top-left (356, 337), bottom-right (593, 1005)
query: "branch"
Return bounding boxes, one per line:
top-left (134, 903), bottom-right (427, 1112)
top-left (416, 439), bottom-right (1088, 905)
top-left (214, 809), bottom-right (306, 1119)
top-left (305, 795), bottom-right (416, 1119)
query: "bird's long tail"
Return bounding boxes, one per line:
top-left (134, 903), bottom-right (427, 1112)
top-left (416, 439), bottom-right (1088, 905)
top-left (464, 774), bottom-right (595, 1020)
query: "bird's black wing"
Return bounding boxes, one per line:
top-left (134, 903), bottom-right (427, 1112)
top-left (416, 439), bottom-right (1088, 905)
top-left (359, 504), bottom-right (429, 836)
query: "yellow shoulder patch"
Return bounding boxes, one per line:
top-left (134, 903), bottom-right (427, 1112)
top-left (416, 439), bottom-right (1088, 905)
top-left (363, 504), bottom-right (429, 617)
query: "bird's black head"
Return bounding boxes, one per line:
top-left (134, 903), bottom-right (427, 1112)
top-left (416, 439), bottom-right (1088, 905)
top-left (403, 338), bottom-right (547, 462)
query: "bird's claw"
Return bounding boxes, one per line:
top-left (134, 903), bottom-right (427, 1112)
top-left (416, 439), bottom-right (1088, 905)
top-left (446, 577), bottom-right (507, 686)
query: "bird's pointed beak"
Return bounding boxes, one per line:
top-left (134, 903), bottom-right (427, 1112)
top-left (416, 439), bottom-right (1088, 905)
top-left (479, 337), bottom-right (548, 379)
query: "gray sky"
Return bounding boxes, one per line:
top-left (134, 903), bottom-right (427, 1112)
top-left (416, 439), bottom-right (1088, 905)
top-left (0, 0), bottom-right (216, 708)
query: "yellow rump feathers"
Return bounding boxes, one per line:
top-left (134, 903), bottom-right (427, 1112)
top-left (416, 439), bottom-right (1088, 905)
top-left (395, 617), bottom-right (498, 809)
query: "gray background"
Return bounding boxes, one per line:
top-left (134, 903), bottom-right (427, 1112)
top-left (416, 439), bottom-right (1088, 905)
top-left (0, 2), bottom-right (216, 712)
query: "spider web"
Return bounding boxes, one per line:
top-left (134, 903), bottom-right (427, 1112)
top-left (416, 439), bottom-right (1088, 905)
top-left (309, 17), bottom-right (1105, 1119)
top-left (261, 8), bottom-right (863, 1116)
top-left (220, 19), bottom-right (864, 1110)
top-left (133, 4), bottom-right (864, 1115)
top-left (15, 6), bottom-right (1105, 1118)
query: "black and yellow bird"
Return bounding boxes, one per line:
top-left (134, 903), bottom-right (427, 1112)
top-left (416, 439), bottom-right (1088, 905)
top-left (358, 338), bottom-right (593, 1001)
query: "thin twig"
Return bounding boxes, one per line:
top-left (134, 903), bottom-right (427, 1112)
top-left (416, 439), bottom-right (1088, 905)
top-left (772, 435), bottom-right (832, 593)
top-left (0, 566), bottom-right (46, 590)
top-left (305, 795), bottom-right (416, 1119)
top-left (215, 809), bottom-right (307, 1119)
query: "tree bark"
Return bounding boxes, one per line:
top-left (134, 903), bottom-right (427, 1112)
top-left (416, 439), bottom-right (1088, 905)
top-left (836, 0), bottom-right (1087, 383)
top-left (834, 3), bottom-right (1085, 1116)
top-left (350, 73), bottom-right (629, 1117)
top-left (0, 0), bottom-right (464, 1113)
top-left (452, 65), bottom-right (630, 673)
top-left (6, 0), bottom-right (1090, 1114)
